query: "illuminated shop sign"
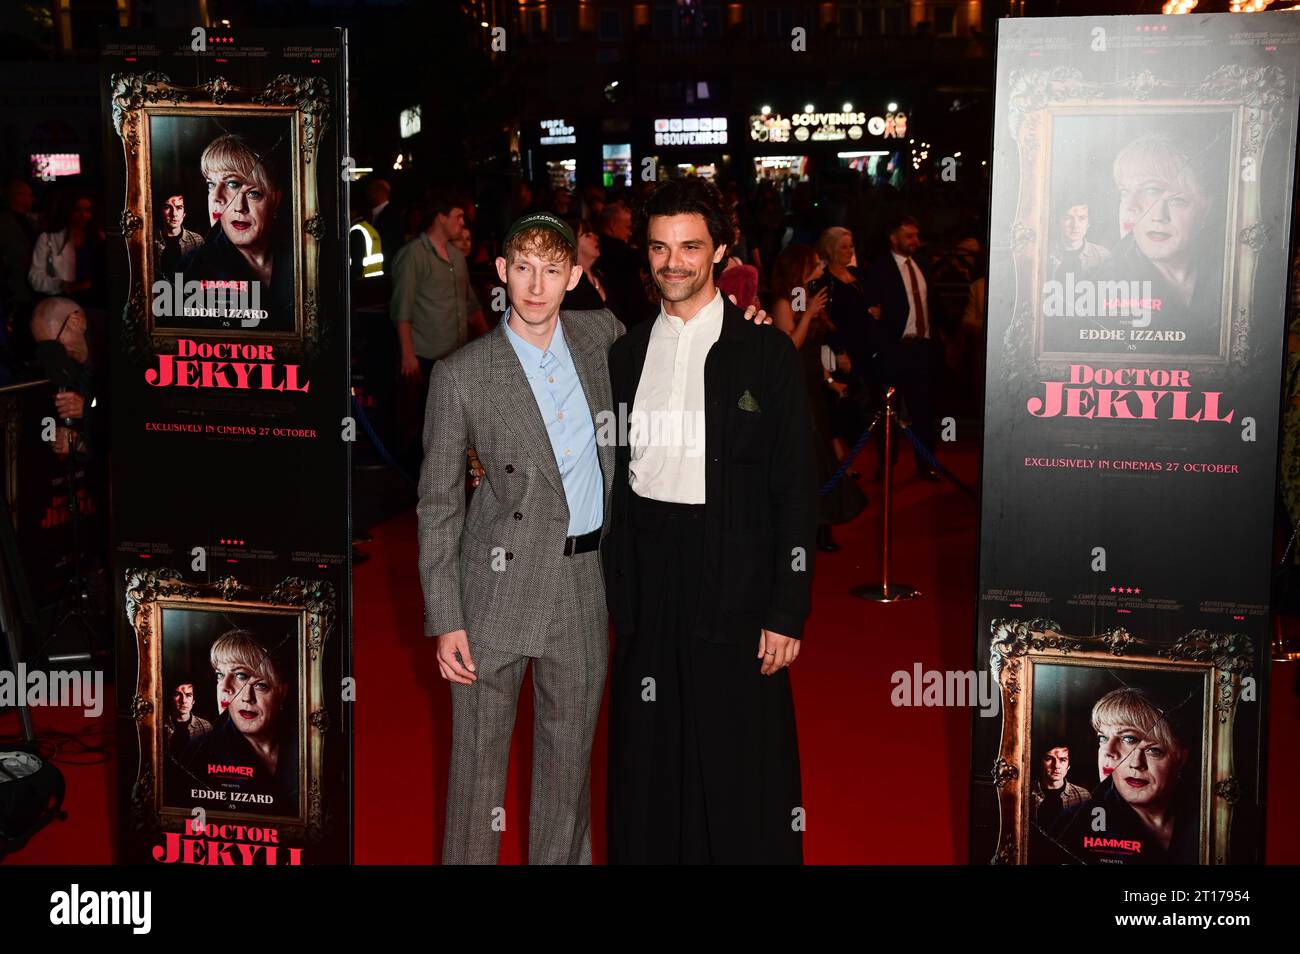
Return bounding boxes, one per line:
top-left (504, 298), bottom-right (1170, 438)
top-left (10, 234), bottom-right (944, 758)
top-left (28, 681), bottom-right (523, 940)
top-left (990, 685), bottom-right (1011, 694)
top-left (653, 117), bottom-right (728, 146)
top-left (750, 109), bottom-right (908, 143)
top-left (539, 118), bottom-right (576, 145)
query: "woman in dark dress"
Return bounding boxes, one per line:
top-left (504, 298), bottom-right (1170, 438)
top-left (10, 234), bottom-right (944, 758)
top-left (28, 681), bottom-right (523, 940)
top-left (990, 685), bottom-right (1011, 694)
top-left (560, 218), bottom-right (609, 312)
top-left (816, 227), bottom-right (877, 456)
top-left (771, 244), bottom-right (867, 551)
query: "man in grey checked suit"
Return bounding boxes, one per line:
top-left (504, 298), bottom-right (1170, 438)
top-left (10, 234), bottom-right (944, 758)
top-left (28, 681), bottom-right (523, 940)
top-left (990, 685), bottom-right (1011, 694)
top-left (418, 213), bottom-right (621, 864)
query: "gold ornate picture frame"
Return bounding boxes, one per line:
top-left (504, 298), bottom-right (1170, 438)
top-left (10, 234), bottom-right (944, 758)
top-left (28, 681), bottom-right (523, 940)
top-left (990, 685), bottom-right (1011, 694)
top-left (988, 618), bottom-right (1251, 865)
top-left (109, 72), bottom-right (330, 356)
top-left (1002, 65), bottom-right (1289, 374)
top-left (124, 569), bottom-right (335, 842)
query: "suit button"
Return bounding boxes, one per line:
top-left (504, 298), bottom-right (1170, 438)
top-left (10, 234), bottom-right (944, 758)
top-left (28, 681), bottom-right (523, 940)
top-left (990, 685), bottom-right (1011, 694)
top-left (514, 512), bottom-right (522, 520)
top-left (505, 464), bottom-right (514, 473)
top-left (505, 552), bottom-right (514, 560)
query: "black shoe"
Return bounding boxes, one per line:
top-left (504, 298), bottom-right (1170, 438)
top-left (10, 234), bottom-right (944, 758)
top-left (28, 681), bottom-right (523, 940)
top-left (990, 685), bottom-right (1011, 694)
top-left (817, 525), bottom-right (840, 552)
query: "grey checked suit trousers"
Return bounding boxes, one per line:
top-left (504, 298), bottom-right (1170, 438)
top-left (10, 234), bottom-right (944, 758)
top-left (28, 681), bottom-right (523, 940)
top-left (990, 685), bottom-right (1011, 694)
top-left (417, 308), bottom-right (623, 864)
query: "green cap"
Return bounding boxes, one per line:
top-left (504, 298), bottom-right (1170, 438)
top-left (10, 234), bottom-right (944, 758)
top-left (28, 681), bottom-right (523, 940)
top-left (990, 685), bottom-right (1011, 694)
top-left (503, 211), bottom-right (576, 250)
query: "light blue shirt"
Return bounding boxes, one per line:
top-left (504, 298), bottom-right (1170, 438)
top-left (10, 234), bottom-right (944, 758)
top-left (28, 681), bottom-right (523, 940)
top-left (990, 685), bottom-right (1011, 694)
top-left (503, 313), bottom-right (603, 536)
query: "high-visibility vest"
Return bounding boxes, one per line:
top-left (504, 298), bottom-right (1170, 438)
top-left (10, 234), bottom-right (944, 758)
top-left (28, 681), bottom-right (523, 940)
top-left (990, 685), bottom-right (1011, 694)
top-left (349, 220), bottom-right (384, 278)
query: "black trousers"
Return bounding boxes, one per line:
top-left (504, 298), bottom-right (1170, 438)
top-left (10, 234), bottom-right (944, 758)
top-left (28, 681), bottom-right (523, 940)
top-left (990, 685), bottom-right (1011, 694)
top-left (606, 492), bottom-right (803, 865)
top-left (400, 355), bottom-right (438, 473)
top-left (875, 337), bottom-right (937, 470)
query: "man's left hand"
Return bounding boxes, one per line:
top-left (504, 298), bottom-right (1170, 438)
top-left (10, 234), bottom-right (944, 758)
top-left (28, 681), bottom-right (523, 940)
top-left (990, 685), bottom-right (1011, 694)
top-left (731, 297), bottom-right (773, 326)
top-left (758, 629), bottom-right (800, 675)
top-left (54, 392), bottom-right (84, 420)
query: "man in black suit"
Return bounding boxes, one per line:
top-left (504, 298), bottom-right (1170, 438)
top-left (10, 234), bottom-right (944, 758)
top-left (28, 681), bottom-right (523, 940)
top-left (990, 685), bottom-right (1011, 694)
top-left (604, 177), bottom-right (816, 864)
top-left (863, 215), bottom-right (941, 480)
top-left (595, 201), bottom-right (654, 327)
top-left (364, 177), bottom-right (405, 268)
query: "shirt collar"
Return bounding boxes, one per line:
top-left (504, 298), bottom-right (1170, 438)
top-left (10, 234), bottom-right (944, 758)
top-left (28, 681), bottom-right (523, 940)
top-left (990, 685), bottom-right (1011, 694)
top-left (892, 250), bottom-right (911, 267)
top-left (503, 309), bottom-right (571, 373)
top-left (655, 288), bottom-right (724, 336)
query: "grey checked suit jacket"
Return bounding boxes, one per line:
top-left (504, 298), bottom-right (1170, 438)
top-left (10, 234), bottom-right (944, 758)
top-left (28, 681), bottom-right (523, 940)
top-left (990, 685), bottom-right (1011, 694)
top-left (417, 308), bottom-right (624, 657)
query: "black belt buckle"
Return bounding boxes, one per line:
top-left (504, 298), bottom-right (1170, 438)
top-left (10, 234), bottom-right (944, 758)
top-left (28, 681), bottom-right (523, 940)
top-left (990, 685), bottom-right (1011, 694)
top-left (564, 528), bottom-right (598, 556)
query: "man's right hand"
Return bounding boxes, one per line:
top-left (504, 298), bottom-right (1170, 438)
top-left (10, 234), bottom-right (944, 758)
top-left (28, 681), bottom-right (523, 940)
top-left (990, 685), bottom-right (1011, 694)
top-left (401, 350), bottom-right (421, 381)
top-left (54, 391), bottom-right (84, 420)
top-left (436, 629), bottom-right (477, 684)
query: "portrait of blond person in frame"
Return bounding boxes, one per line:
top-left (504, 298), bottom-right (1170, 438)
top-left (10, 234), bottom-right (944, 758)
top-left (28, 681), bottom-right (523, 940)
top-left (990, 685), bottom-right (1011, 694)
top-left (175, 132), bottom-right (296, 332)
top-left (170, 628), bottom-right (300, 816)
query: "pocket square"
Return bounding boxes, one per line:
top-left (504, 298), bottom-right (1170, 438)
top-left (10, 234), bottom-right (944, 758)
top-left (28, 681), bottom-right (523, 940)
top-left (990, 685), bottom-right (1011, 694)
top-left (737, 389), bottom-right (761, 412)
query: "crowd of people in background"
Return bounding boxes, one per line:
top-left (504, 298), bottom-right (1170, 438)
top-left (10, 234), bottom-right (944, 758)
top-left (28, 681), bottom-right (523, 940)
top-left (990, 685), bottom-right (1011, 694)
top-left (0, 177), bottom-right (108, 385)
top-left (357, 170), bottom-right (989, 550)
top-left (0, 167), bottom-right (992, 554)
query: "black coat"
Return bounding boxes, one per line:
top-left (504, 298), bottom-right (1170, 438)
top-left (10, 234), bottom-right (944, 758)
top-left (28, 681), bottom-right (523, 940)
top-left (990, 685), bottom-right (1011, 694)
top-left (603, 297), bottom-right (818, 644)
top-left (561, 269), bottom-right (607, 311)
top-left (371, 202), bottom-right (405, 267)
top-left (1046, 776), bottom-right (1200, 865)
top-left (180, 229), bottom-right (296, 332)
top-left (861, 252), bottom-right (939, 356)
top-left (596, 236), bottom-right (654, 327)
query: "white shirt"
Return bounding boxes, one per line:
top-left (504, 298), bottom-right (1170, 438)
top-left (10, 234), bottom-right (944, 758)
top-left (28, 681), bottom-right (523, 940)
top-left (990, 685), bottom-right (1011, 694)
top-left (892, 251), bottom-right (929, 338)
top-left (28, 229), bottom-right (78, 296)
top-left (371, 200), bottom-right (389, 222)
top-left (629, 290), bottom-right (725, 504)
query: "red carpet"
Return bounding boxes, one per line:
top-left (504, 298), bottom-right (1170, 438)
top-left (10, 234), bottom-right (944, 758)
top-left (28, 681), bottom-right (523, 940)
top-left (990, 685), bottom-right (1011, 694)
top-left (6, 437), bottom-right (1300, 863)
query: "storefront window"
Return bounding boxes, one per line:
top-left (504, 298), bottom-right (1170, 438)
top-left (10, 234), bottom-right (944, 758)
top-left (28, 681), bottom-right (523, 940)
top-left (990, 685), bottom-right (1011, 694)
top-left (546, 158), bottom-right (576, 192)
top-left (753, 155), bottom-right (808, 185)
top-left (602, 143), bottom-right (632, 189)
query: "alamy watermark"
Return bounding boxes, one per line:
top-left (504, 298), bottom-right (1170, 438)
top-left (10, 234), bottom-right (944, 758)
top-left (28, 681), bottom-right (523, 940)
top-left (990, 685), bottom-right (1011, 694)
top-left (594, 403), bottom-right (707, 456)
top-left (152, 274), bottom-right (267, 328)
top-left (891, 663), bottom-right (1000, 718)
top-left (0, 665), bottom-right (104, 718)
top-left (1041, 273), bottom-right (1177, 340)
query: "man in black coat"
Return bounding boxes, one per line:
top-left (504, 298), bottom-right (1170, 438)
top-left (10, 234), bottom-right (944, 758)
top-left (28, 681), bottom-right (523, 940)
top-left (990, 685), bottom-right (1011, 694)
top-left (595, 201), bottom-right (655, 327)
top-left (604, 177), bottom-right (816, 864)
top-left (863, 215), bottom-right (941, 479)
top-left (364, 178), bottom-right (405, 265)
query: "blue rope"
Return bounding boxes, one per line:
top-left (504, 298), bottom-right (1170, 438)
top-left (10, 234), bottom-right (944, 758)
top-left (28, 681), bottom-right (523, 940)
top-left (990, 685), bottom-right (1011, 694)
top-left (350, 394), bottom-right (418, 486)
top-left (819, 412), bottom-right (882, 497)
top-left (900, 425), bottom-right (976, 496)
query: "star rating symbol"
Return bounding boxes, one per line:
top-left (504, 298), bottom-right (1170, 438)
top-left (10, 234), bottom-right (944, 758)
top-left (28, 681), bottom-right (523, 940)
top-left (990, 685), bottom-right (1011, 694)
top-left (1110, 586), bottom-right (1143, 595)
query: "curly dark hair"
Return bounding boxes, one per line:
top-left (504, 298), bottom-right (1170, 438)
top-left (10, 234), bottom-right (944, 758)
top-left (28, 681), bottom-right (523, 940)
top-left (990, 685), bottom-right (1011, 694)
top-left (634, 176), bottom-right (732, 259)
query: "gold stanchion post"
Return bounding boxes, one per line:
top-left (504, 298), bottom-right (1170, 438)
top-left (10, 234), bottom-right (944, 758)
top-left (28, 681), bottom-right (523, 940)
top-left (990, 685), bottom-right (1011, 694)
top-left (851, 387), bottom-right (921, 603)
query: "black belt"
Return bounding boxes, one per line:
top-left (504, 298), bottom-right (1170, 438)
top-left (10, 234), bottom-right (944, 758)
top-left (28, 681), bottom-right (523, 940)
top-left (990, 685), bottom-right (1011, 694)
top-left (564, 527), bottom-right (601, 556)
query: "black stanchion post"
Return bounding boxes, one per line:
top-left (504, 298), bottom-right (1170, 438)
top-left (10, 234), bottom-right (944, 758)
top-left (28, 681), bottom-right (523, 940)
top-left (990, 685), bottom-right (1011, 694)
top-left (851, 387), bottom-right (921, 603)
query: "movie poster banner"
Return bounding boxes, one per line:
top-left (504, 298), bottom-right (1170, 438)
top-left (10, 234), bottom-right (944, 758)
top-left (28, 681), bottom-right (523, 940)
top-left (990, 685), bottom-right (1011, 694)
top-left (971, 13), bottom-right (1299, 865)
top-left (101, 29), bottom-right (351, 865)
